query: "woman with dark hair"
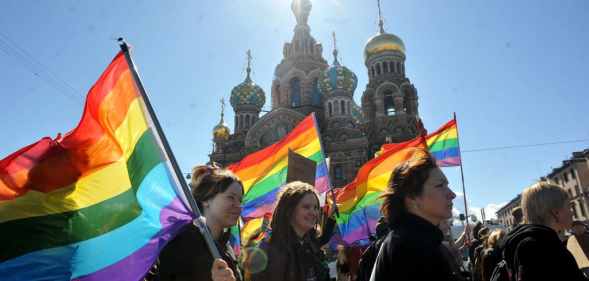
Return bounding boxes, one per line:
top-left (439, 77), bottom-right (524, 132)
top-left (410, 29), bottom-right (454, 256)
top-left (155, 164), bottom-right (244, 281)
top-left (370, 148), bottom-right (460, 281)
top-left (248, 181), bottom-right (330, 281)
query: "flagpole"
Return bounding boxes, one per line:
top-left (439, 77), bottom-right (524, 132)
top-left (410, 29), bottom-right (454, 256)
top-left (453, 112), bottom-right (471, 242)
top-left (118, 38), bottom-right (221, 259)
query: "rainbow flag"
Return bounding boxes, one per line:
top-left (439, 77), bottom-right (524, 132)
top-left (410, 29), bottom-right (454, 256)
top-left (426, 119), bottom-right (460, 167)
top-left (228, 113), bottom-right (329, 222)
top-left (229, 224), bottom-right (241, 257)
top-left (333, 137), bottom-right (426, 246)
top-left (0, 52), bottom-right (193, 280)
top-left (381, 118), bottom-right (461, 167)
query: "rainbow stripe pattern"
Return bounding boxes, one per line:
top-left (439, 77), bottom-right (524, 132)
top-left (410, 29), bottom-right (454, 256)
top-left (381, 119), bottom-right (461, 167)
top-left (228, 113), bottom-right (329, 222)
top-left (332, 137), bottom-right (427, 246)
top-left (0, 52), bottom-right (193, 281)
top-left (426, 119), bottom-right (460, 167)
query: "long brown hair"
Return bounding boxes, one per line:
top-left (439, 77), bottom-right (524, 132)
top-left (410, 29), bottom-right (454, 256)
top-left (380, 148), bottom-right (437, 227)
top-left (190, 164), bottom-right (243, 210)
top-left (270, 181), bottom-right (320, 248)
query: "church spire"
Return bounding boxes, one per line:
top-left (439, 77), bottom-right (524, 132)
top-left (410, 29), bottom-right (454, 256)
top-left (332, 31), bottom-right (340, 66)
top-left (377, 0), bottom-right (385, 34)
top-left (219, 97), bottom-right (226, 125)
top-left (291, 0), bottom-right (312, 27)
top-left (245, 49), bottom-right (252, 82)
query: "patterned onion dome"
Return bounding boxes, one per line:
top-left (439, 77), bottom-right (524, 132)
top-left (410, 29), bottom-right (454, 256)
top-left (230, 76), bottom-right (265, 109)
top-left (364, 32), bottom-right (405, 61)
top-left (213, 122), bottom-right (230, 140)
top-left (318, 63), bottom-right (358, 96)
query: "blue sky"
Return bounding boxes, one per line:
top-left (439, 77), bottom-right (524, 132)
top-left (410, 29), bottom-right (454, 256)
top-left (1, 0), bottom-right (588, 219)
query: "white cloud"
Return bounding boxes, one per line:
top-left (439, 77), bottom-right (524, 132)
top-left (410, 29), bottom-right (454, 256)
top-left (467, 202), bottom-right (507, 222)
top-left (451, 192), bottom-right (507, 222)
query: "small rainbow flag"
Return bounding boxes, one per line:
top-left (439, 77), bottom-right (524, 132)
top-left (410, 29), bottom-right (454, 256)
top-left (333, 137), bottom-right (427, 246)
top-left (0, 51), bottom-right (193, 280)
top-left (426, 118), bottom-right (460, 167)
top-left (228, 113), bottom-right (329, 222)
top-left (381, 118), bottom-right (461, 167)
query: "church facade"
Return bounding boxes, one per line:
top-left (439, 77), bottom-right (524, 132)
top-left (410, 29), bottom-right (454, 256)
top-left (210, 0), bottom-right (422, 187)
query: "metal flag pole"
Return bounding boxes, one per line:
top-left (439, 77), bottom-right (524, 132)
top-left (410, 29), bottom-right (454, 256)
top-left (118, 38), bottom-right (221, 259)
top-left (454, 112), bottom-right (471, 242)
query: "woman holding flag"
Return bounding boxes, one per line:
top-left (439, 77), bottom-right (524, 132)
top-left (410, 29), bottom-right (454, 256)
top-left (154, 164), bottom-right (244, 281)
top-left (370, 148), bottom-right (462, 281)
top-left (248, 181), bottom-right (330, 281)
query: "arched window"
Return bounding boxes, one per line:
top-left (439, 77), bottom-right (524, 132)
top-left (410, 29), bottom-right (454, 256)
top-left (328, 102), bottom-right (333, 117)
top-left (348, 101), bottom-right (352, 115)
top-left (383, 91), bottom-right (395, 116)
top-left (290, 78), bottom-right (301, 107)
top-left (383, 61), bottom-right (389, 73)
top-left (334, 99), bottom-right (340, 115)
top-left (389, 61), bottom-right (395, 73)
top-left (341, 100), bottom-right (346, 114)
top-left (334, 165), bottom-right (344, 180)
top-left (376, 64), bottom-right (381, 75)
top-left (245, 115), bottom-right (250, 128)
top-left (371, 66), bottom-right (375, 77)
top-left (311, 78), bottom-right (321, 106)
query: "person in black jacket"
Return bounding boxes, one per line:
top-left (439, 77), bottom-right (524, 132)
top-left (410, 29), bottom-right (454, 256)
top-left (154, 165), bottom-right (244, 281)
top-left (370, 148), bottom-right (461, 281)
top-left (500, 181), bottom-right (587, 281)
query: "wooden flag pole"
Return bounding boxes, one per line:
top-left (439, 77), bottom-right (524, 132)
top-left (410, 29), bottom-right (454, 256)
top-left (118, 38), bottom-right (221, 259)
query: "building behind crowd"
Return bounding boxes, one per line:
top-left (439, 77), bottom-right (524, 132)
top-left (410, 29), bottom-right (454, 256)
top-left (496, 194), bottom-right (521, 227)
top-left (497, 149), bottom-right (589, 225)
top-left (544, 149), bottom-right (589, 222)
top-left (209, 0), bottom-right (424, 187)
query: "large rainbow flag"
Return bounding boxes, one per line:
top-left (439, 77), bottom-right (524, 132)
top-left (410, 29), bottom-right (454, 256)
top-left (0, 51), bottom-right (193, 280)
top-left (381, 118), bottom-right (461, 167)
top-left (332, 137), bottom-right (427, 246)
top-left (227, 114), bottom-right (329, 247)
top-left (333, 118), bottom-right (462, 245)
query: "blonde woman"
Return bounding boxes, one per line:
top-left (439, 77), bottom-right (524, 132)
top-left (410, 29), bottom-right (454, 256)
top-left (500, 182), bottom-right (587, 281)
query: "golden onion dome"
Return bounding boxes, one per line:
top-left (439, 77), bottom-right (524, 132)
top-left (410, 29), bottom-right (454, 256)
top-left (213, 123), bottom-right (230, 141)
top-left (213, 97), bottom-right (231, 141)
top-left (364, 32), bottom-right (405, 61)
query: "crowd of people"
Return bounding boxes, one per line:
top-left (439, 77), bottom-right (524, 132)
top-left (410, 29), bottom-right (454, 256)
top-left (143, 148), bottom-right (589, 281)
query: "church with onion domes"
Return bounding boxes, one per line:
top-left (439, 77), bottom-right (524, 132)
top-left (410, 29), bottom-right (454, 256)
top-left (210, 0), bottom-right (422, 187)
